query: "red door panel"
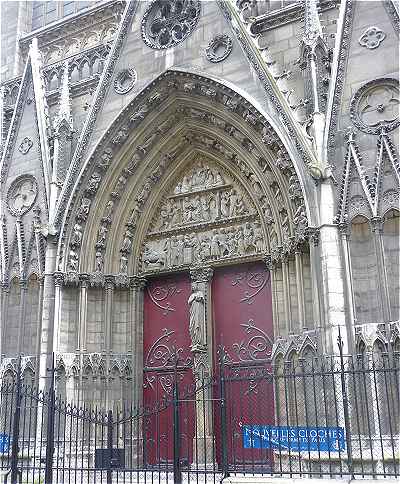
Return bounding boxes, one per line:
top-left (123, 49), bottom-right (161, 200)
top-left (143, 273), bottom-right (194, 466)
top-left (212, 263), bottom-right (274, 469)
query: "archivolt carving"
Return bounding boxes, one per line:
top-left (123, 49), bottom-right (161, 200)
top-left (60, 71), bottom-right (311, 275)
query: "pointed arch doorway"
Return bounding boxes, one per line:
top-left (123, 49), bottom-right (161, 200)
top-left (141, 156), bottom-right (275, 468)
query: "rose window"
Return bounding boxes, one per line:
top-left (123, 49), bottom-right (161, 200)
top-left (141, 0), bottom-right (201, 50)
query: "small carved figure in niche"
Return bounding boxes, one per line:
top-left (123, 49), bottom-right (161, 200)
top-left (200, 194), bottom-right (212, 221)
top-left (98, 149), bottom-right (113, 170)
top-left (126, 153), bottom-right (141, 173)
top-left (121, 230), bottom-right (133, 253)
top-left (254, 223), bottom-right (264, 252)
top-left (218, 228), bottom-right (230, 257)
top-left (95, 250), bottom-right (104, 272)
top-left (182, 197), bottom-right (195, 223)
top-left (243, 222), bottom-right (256, 253)
top-left (260, 197), bottom-right (274, 225)
top-left (226, 228), bottom-right (237, 255)
top-left (162, 239), bottom-right (171, 267)
top-left (136, 181), bottom-right (152, 205)
top-left (97, 224), bottom-right (108, 246)
top-left (188, 283), bottom-right (206, 352)
top-left (71, 223), bottom-right (83, 247)
top-left (128, 204), bottom-right (142, 228)
top-left (181, 174), bottom-right (192, 194)
top-left (220, 190), bottom-right (231, 218)
top-left (76, 197), bottom-right (91, 221)
top-left (236, 227), bottom-right (245, 254)
top-left (130, 104), bottom-right (148, 124)
top-left (68, 249), bottom-right (78, 272)
top-left (87, 172), bottom-right (102, 193)
top-left (209, 230), bottom-right (218, 258)
top-left (103, 200), bottom-right (114, 220)
top-left (119, 255), bottom-right (128, 274)
top-left (233, 192), bottom-right (247, 216)
top-left (174, 183), bottom-right (182, 195)
top-left (192, 195), bottom-right (202, 221)
top-left (170, 200), bottom-right (182, 227)
top-left (114, 174), bottom-right (127, 193)
top-left (199, 234), bottom-right (211, 261)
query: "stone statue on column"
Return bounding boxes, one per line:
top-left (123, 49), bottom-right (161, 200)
top-left (188, 282), bottom-right (207, 352)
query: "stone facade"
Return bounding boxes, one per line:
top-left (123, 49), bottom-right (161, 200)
top-left (0, 0), bottom-right (398, 406)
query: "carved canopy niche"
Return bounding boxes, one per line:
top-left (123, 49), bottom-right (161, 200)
top-left (141, 155), bottom-right (264, 274)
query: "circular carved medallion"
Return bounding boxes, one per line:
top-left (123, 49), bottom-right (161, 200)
top-left (350, 78), bottom-right (399, 134)
top-left (205, 34), bottom-right (233, 63)
top-left (7, 175), bottom-right (38, 216)
top-left (114, 68), bottom-right (137, 95)
top-left (141, 0), bottom-right (201, 50)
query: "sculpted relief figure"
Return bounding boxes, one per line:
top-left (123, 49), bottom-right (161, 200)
top-left (103, 200), bottom-right (114, 220)
top-left (71, 223), bottom-right (83, 247)
top-left (95, 251), bottom-right (104, 272)
top-left (76, 197), bottom-right (91, 221)
top-left (188, 283), bottom-right (206, 352)
top-left (87, 171), bottom-right (102, 194)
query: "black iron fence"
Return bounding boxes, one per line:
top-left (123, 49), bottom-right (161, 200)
top-left (0, 342), bottom-right (398, 483)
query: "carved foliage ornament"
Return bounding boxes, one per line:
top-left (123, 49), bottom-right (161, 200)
top-left (358, 26), bottom-right (386, 50)
top-left (141, 0), bottom-right (201, 49)
top-left (6, 175), bottom-right (38, 216)
top-left (350, 78), bottom-right (399, 134)
top-left (206, 34), bottom-right (233, 63)
top-left (114, 68), bottom-right (137, 95)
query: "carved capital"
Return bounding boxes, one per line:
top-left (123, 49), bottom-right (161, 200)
top-left (105, 275), bottom-right (115, 290)
top-left (307, 227), bottom-right (320, 246)
top-left (190, 266), bottom-right (214, 283)
top-left (54, 271), bottom-right (64, 287)
top-left (129, 276), bottom-right (146, 290)
top-left (79, 273), bottom-right (90, 288)
top-left (370, 216), bottom-right (384, 233)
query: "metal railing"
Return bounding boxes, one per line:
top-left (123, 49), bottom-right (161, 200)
top-left (0, 340), bottom-right (398, 483)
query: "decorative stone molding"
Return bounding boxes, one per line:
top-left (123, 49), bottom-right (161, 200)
top-left (205, 34), bottom-right (233, 63)
top-left (18, 137), bottom-right (33, 155)
top-left (6, 175), bottom-right (38, 217)
top-left (141, 0), bottom-right (201, 50)
top-left (190, 267), bottom-right (213, 283)
top-left (114, 68), bottom-right (137, 95)
top-left (272, 330), bottom-right (319, 360)
top-left (350, 78), bottom-right (399, 135)
top-left (358, 26), bottom-right (386, 50)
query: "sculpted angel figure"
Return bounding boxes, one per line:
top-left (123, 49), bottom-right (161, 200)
top-left (188, 283), bottom-right (206, 352)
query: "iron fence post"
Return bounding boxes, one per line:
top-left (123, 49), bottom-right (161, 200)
top-left (338, 329), bottom-right (354, 478)
top-left (107, 410), bottom-right (113, 484)
top-left (219, 360), bottom-right (229, 478)
top-left (10, 356), bottom-right (22, 484)
top-left (173, 364), bottom-right (181, 484)
top-left (44, 353), bottom-right (56, 484)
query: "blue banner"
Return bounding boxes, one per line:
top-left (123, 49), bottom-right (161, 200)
top-left (0, 434), bottom-right (10, 453)
top-left (242, 425), bottom-right (345, 452)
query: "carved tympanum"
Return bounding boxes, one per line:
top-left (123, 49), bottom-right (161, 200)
top-left (141, 159), bottom-right (264, 272)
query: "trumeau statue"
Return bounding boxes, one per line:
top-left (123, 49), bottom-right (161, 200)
top-left (188, 283), bottom-right (206, 352)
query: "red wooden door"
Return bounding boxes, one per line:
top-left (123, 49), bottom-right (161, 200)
top-left (143, 273), bottom-right (194, 466)
top-left (212, 262), bottom-right (274, 469)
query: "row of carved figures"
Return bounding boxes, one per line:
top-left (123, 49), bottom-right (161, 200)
top-left (156, 188), bottom-right (250, 231)
top-left (143, 221), bottom-right (264, 271)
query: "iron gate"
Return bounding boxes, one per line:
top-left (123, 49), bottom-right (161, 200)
top-left (0, 340), bottom-right (399, 483)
